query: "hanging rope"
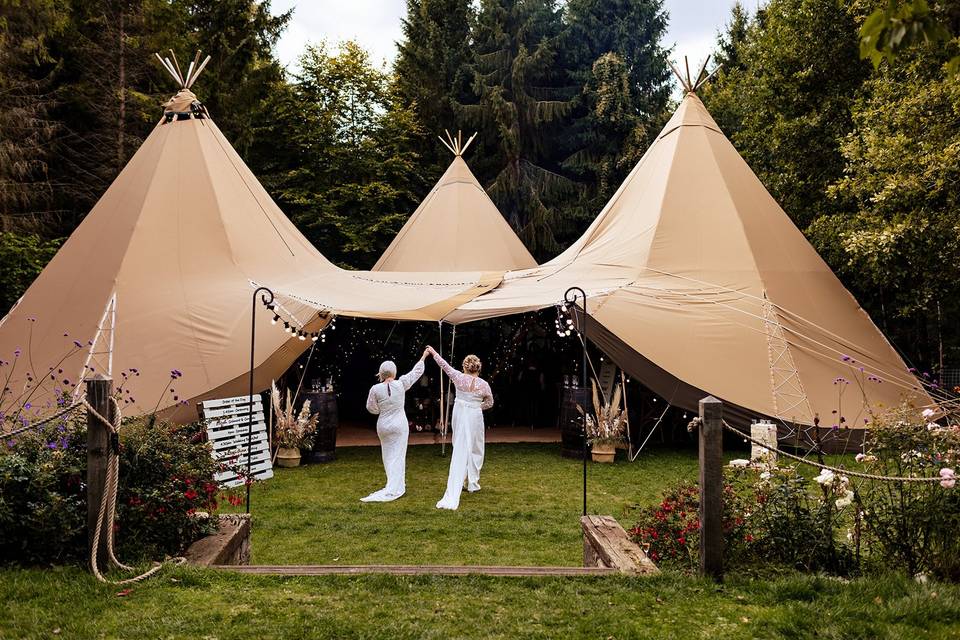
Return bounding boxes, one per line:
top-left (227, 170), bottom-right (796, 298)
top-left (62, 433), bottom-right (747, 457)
top-left (717, 419), bottom-right (946, 483)
top-left (438, 322), bottom-right (447, 454)
top-left (84, 397), bottom-right (186, 584)
top-left (445, 326), bottom-right (457, 436)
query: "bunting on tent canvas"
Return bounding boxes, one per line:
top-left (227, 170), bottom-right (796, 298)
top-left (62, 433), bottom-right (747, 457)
top-left (372, 131), bottom-right (537, 272)
top-left (445, 62), bottom-right (931, 427)
top-left (0, 52), bottom-right (499, 422)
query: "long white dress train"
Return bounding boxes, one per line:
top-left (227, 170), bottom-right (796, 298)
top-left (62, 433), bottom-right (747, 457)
top-left (362, 360), bottom-right (425, 502)
top-left (431, 353), bottom-right (493, 510)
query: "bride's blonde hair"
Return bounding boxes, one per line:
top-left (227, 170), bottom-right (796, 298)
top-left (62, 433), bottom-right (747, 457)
top-left (462, 354), bottom-right (481, 374)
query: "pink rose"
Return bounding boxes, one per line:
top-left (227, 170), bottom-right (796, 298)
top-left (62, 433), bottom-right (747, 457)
top-left (940, 468), bottom-right (956, 489)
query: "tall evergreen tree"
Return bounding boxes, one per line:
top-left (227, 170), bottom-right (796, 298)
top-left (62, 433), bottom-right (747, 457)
top-left (394, 0), bottom-right (474, 173)
top-left (465, 0), bottom-right (576, 258)
top-left (0, 0), bottom-right (66, 232)
top-left (561, 0), bottom-right (671, 221)
top-left (177, 0), bottom-right (290, 156)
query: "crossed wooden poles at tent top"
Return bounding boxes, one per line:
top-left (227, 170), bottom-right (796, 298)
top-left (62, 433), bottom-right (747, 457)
top-left (438, 130), bottom-right (478, 157)
top-left (155, 49), bottom-right (211, 90)
top-left (668, 55), bottom-right (722, 94)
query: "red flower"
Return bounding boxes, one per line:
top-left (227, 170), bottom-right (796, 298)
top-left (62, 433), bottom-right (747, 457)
top-left (204, 482), bottom-right (217, 495)
top-left (227, 494), bottom-right (243, 507)
top-left (184, 489), bottom-right (198, 500)
top-left (745, 534), bottom-right (754, 543)
top-left (677, 536), bottom-right (686, 545)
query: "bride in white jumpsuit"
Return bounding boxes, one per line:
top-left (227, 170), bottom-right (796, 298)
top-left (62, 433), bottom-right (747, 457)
top-left (362, 351), bottom-right (428, 502)
top-left (427, 347), bottom-right (494, 510)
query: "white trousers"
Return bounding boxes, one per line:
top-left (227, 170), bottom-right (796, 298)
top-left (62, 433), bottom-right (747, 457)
top-left (436, 400), bottom-right (485, 510)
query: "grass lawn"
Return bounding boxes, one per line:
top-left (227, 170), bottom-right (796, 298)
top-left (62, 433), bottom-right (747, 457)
top-left (4, 443), bottom-right (959, 638)
top-left (221, 442), bottom-right (700, 566)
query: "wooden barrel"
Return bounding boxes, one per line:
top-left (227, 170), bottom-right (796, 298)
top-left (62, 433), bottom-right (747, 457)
top-left (303, 391), bottom-right (338, 463)
top-left (559, 387), bottom-right (589, 459)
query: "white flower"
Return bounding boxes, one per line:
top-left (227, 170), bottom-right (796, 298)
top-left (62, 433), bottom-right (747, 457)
top-left (940, 468), bottom-right (956, 489)
top-left (759, 471), bottom-right (771, 481)
top-left (815, 469), bottom-right (835, 485)
top-left (922, 408), bottom-right (936, 419)
top-left (835, 490), bottom-right (854, 509)
top-left (855, 453), bottom-right (866, 463)
top-left (728, 459), bottom-right (750, 468)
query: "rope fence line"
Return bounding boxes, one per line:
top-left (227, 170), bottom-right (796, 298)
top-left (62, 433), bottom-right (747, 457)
top-left (2, 402), bottom-right (85, 438)
top-left (713, 418), bottom-right (945, 483)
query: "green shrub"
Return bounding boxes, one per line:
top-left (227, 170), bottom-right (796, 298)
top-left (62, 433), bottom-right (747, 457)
top-left (0, 415), bottom-right (221, 565)
top-left (854, 405), bottom-right (960, 580)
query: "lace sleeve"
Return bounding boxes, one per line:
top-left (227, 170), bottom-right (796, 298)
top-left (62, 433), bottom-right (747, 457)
top-left (430, 351), bottom-right (468, 388)
top-left (366, 385), bottom-right (380, 415)
top-left (479, 379), bottom-right (494, 410)
top-left (399, 359), bottom-right (425, 391)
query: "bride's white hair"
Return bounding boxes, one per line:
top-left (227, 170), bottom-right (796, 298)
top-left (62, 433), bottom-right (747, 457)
top-left (377, 360), bottom-right (397, 381)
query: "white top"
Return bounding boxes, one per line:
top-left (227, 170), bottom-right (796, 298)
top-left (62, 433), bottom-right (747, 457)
top-left (365, 360), bottom-right (425, 419)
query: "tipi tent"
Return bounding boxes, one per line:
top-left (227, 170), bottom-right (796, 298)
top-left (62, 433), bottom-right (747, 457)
top-left (444, 88), bottom-right (930, 426)
top-left (0, 54), bottom-right (498, 421)
top-left (372, 132), bottom-right (537, 272)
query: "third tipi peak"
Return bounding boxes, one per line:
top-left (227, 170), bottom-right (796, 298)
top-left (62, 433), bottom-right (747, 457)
top-left (439, 130), bottom-right (478, 157)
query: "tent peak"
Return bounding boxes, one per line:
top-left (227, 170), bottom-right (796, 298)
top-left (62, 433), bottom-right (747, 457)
top-left (156, 50), bottom-right (211, 121)
top-left (667, 55), bottom-right (722, 94)
top-left (438, 130), bottom-right (478, 157)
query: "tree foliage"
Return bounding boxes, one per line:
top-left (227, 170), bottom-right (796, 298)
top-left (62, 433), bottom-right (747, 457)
top-left (257, 42), bottom-right (427, 268)
top-left (394, 0), bottom-right (475, 173)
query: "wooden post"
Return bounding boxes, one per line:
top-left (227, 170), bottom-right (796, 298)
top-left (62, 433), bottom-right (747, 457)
top-left (698, 396), bottom-right (723, 581)
top-left (86, 374), bottom-right (113, 568)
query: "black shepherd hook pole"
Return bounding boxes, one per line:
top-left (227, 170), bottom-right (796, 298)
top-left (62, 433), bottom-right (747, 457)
top-left (247, 286), bottom-right (274, 514)
top-left (565, 286), bottom-right (588, 517)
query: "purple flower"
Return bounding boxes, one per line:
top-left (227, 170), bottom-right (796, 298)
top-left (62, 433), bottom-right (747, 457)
top-left (841, 355), bottom-right (851, 362)
top-left (6, 440), bottom-right (15, 448)
top-left (14, 348), bottom-right (21, 357)
top-left (24, 403), bottom-right (31, 410)
top-left (72, 340), bottom-right (82, 348)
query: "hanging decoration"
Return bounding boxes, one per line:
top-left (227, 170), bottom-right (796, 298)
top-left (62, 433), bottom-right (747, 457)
top-left (555, 302), bottom-right (575, 338)
top-left (260, 296), bottom-right (335, 343)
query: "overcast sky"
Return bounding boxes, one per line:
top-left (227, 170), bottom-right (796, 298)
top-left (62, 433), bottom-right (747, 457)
top-left (270, 0), bottom-right (745, 90)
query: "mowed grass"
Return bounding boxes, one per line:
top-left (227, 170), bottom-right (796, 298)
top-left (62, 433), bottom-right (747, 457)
top-left (3, 565), bottom-right (960, 639)
top-left (4, 443), bottom-right (960, 638)
top-left (221, 443), bottom-right (700, 566)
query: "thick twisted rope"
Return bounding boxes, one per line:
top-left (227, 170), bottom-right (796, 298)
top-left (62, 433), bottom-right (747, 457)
top-left (2, 402), bottom-right (84, 438)
top-left (84, 397), bottom-right (185, 584)
top-left (717, 419), bottom-right (945, 483)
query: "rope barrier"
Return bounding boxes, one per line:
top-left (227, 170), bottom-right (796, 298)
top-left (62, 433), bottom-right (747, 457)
top-left (84, 397), bottom-right (185, 584)
top-left (2, 402), bottom-right (84, 438)
top-left (715, 418), bottom-right (945, 483)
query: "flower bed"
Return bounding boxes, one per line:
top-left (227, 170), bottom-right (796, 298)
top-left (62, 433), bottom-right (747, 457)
top-left (631, 404), bottom-right (960, 580)
top-left (0, 415), bottom-right (233, 565)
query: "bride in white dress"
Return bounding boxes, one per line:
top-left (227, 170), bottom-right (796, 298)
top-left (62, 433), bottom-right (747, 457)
top-left (362, 350), bottom-right (428, 502)
top-left (426, 346), bottom-right (494, 510)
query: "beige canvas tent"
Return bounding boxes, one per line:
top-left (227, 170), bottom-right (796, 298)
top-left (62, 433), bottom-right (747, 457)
top-left (372, 132), bottom-right (537, 272)
top-left (0, 57), bottom-right (498, 422)
top-left (444, 91), bottom-right (931, 427)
